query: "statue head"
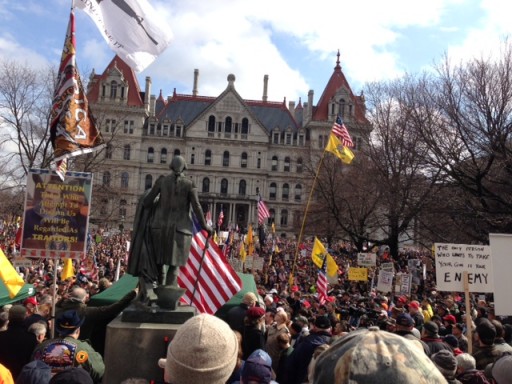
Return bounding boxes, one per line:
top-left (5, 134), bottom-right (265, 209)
top-left (170, 155), bottom-right (187, 174)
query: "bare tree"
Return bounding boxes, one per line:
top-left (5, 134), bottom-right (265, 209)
top-left (0, 60), bottom-right (56, 186)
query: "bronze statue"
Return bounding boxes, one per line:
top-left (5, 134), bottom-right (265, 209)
top-left (127, 156), bottom-right (213, 309)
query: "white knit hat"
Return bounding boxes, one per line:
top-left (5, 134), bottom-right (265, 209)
top-left (163, 314), bottom-right (238, 384)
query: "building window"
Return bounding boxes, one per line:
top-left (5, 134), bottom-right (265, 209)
top-left (298, 134), bottom-right (304, 146)
top-left (123, 145), bottom-right (131, 160)
top-left (175, 125), bottom-right (182, 137)
top-left (205, 150), bottom-right (212, 166)
top-left (124, 120), bottom-right (134, 134)
top-left (257, 157), bottom-right (261, 169)
top-left (225, 116), bottom-right (232, 137)
top-left (319, 134), bottom-right (327, 149)
top-left (100, 198), bottom-right (108, 215)
top-left (269, 182), bottom-right (277, 200)
top-left (174, 149), bottom-right (180, 157)
top-left (105, 118), bottom-right (117, 133)
top-left (271, 156), bottom-right (278, 171)
top-left (147, 147), bottom-right (154, 163)
top-left (208, 115), bottom-right (215, 136)
top-left (105, 144), bottom-right (113, 159)
top-left (241, 152), bottom-right (248, 168)
top-left (149, 123), bottom-right (156, 135)
top-left (296, 158), bottom-right (303, 173)
top-left (295, 184), bottom-right (302, 201)
top-left (284, 157), bottom-right (290, 172)
top-left (241, 118), bottom-right (249, 138)
top-left (281, 209), bottom-right (288, 226)
top-left (190, 153), bottom-right (195, 165)
top-left (239, 180), bottom-right (246, 196)
top-left (202, 177), bottom-right (210, 193)
top-left (273, 132), bottom-right (279, 144)
top-left (286, 133), bottom-right (292, 145)
top-left (269, 209), bottom-right (275, 224)
top-left (282, 183), bottom-right (289, 200)
top-left (145, 174), bottom-right (153, 190)
top-left (110, 81), bottom-right (117, 98)
top-left (223, 151), bottom-right (230, 167)
top-left (156, 123), bottom-right (161, 136)
top-left (162, 124), bottom-right (169, 136)
top-left (102, 171), bottom-right (111, 186)
top-left (161, 148), bottom-right (167, 164)
top-left (121, 172), bottom-right (129, 189)
top-left (220, 178), bottom-right (228, 195)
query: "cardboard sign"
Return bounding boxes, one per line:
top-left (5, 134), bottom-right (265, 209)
top-left (381, 262), bottom-right (394, 273)
top-left (489, 234), bottom-right (512, 315)
top-left (376, 270), bottom-right (394, 293)
top-left (435, 243), bottom-right (493, 292)
top-left (348, 267), bottom-right (368, 281)
top-left (357, 253), bottom-right (376, 267)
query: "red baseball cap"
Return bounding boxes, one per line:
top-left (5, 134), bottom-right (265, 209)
top-left (443, 314), bottom-right (456, 324)
top-left (408, 301), bottom-right (420, 310)
top-left (23, 297), bottom-right (38, 307)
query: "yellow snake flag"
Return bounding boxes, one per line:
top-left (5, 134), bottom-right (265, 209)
top-left (0, 248), bottom-right (24, 298)
top-left (311, 237), bottom-right (328, 268)
top-left (61, 258), bottom-right (75, 281)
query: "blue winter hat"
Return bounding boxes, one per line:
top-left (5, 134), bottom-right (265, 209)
top-left (16, 360), bottom-right (52, 384)
top-left (55, 310), bottom-right (85, 336)
top-left (241, 349), bottom-right (273, 383)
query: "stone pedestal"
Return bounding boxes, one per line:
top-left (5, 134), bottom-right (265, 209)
top-left (103, 306), bottom-right (196, 383)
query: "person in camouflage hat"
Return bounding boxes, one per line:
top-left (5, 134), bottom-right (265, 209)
top-left (313, 326), bottom-right (448, 384)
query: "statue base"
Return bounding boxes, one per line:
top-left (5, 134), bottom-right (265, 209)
top-left (153, 285), bottom-right (186, 310)
top-left (122, 303), bottom-right (196, 324)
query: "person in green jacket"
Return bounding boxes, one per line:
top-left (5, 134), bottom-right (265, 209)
top-left (32, 310), bottom-right (105, 383)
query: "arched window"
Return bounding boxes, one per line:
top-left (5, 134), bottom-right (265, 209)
top-left (280, 210), bottom-right (288, 226)
top-left (105, 144), bottom-right (113, 159)
top-left (223, 151), bottom-right (230, 167)
top-left (271, 156), bottom-right (278, 171)
top-left (144, 174), bottom-right (153, 190)
top-left (241, 152), bottom-right (248, 168)
top-left (205, 149), bottom-right (212, 166)
top-left (123, 144), bottom-right (131, 160)
top-left (239, 180), bottom-right (246, 196)
top-left (225, 116), bottom-right (232, 134)
top-left (119, 199), bottom-right (127, 218)
top-left (295, 184), bottom-right (302, 201)
top-left (102, 171), bottom-right (111, 186)
top-left (284, 157), bottom-right (290, 172)
top-left (190, 153), bottom-right (195, 165)
top-left (121, 172), bottom-right (129, 189)
top-left (220, 178), bottom-right (228, 194)
top-left (110, 81), bottom-right (117, 98)
top-left (208, 115), bottom-right (216, 134)
top-left (296, 157), bottom-right (303, 173)
top-left (174, 149), bottom-right (180, 157)
top-left (241, 118), bottom-right (249, 137)
top-left (282, 183), bottom-right (289, 200)
top-left (269, 182), bottom-right (277, 200)
top-left (160, 148), bottom-right (167, 164)
top-left (202, 177), bottom-right (210, 193)
top-left (147, 147), bottom-right (154, 163)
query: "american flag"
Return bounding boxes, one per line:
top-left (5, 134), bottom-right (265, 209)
top-left (257, 196), bottom-right (270, 224)
top-left (179, 215), bottom-right (242, 314)
top-left (205, 210), bottom-right (213, 227)
top-left (316, 260), bottom-right (328, 305)
top-left (331, 115), bottom-right (354, 148)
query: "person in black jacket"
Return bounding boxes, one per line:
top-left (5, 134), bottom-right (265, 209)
top-left (0, 305), bottom-right (38, 380)
top-left (242, 306), bottom-right (266, 360)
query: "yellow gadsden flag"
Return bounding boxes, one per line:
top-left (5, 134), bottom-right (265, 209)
top-left (312, 237), bottom-right (328, 268)
top-left (326, 254), bottom-right (338, 279)
top-left (247, 224), bottom-right (254, 256)
top-left (0, 248), bottom-right (25, 298)
top-left (240, 242), bottom-right (247, 263)
top-left (325, 134), bottom-right (354, 164)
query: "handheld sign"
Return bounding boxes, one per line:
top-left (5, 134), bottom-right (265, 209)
top-left (348, 267), bottom-right (368, 281)
top-left (434, 243), bottom-right (493, 292)
top-left (357, 253), bottom-right (376, 267)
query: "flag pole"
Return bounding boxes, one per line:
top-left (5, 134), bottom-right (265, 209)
top-left (289, 148), bottom-right (328, 285)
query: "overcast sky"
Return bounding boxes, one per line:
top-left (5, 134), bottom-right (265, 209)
top-left (1, 0), bottom-right (512, 105)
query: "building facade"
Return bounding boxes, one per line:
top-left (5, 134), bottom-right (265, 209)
top-left (86, 52), bottom-right (372, 237)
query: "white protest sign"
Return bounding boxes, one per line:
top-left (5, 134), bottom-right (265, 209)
top-left (399, 273), bottom-right (412, 296)
top-left (357, 252), bottom-right (376, 267)
top-left (381, 262), bottom-right (394, 273)
top-left (377, 270), bottom-right (394, 293)
top-left (489, 234), bottom-right (512, 315)
top-left (435, 243), bottom-right (493, 292)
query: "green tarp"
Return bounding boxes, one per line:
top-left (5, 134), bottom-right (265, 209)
top-left (0, 283), bottom-right (35, 307)
top-left (88, 272), bottom-right (258, 317)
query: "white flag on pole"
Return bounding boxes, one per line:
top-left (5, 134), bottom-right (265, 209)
top-left (75, 0), bottom-right (173, 72)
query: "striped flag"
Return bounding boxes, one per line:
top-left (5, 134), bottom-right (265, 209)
top-left (205, 210), bottom-right (213, 227)
top-left (179, 215), bottom-right (242, 314)
top-left (257, 196), bottom-right (270, 224)
top-left (316, 259), bottom-right (328, 305)
top-left (217, 208), bottom-right (224, 229)
top-left (331, 115), bottom-right (354, 148)
top-left (51, 9), bottom-right (105, 180)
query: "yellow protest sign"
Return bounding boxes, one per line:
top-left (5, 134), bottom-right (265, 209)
top-left (348, 267), bottom-right (368, 281)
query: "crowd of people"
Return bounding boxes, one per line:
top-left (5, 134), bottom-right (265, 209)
top-left (1, 218), bottom-right (512, 383)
